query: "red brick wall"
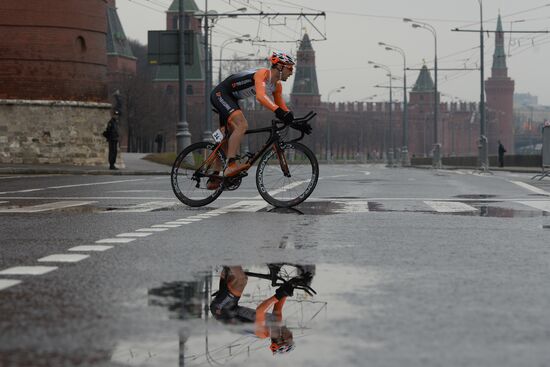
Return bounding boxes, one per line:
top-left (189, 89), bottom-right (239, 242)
top-left (0, 0), bottom-right (108, 101)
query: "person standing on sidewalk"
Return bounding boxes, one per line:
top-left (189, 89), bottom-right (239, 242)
top-left (103, 111), bottom-right (120, 170)
top-left (498, 140), bottom-right (506, 168)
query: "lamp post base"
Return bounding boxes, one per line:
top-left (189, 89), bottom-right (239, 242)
top-left (401, 146), bottom-right (411, 166)
top-left (386, 148), bottom-right (395, 168)
top-left (432, 143), bottom-right (442, 169)
top-left (176, 120), bottom-right (192, 154)
top-left (478, 135), bottom-right (489, 172)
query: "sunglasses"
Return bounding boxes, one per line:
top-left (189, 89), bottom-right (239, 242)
top-left (282, 65), bottom-right (294, 71)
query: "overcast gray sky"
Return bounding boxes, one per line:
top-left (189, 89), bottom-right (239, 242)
top-left (116, 0), bottom-right (550, 105)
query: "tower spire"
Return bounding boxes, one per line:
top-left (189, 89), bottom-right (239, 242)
top-left (290, 32), bottom-right (321, 108)
top-left (491, 14), bottom-right (507, 75)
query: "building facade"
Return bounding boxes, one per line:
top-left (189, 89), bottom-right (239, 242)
top-left (0, 0), bottom-right (115, 165)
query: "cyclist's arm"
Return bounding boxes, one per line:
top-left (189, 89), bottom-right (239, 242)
top-left (272, 295), bottom-right (286, 322)
top-left (253, 69), bottom-right (280, 112)
top-left (272, 82), bottom-right (289, 112)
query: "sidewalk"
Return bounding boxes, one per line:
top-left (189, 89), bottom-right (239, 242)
top-left (411, 164), bottom-right (543, 174)
top-left (0, 153), bottom-right (171, 175)
top-left (0, 155), bottom-right (545, 176)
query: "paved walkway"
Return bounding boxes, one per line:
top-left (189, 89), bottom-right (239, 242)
top-left (0, 153), bottom-right (171, 175)
top-left (0, 154), bottom-right (545, 176)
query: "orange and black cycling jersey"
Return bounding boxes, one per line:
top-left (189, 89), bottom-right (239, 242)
top-left (218, 68), bottom-right (289, 112)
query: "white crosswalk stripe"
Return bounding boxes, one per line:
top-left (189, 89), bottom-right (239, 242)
top-left (333, 200), bottom-right (370, 213)
top-left (516, 201), bottom-right (550, 212)
top-left (106, 201), bottom-right (178, 213)
top-left (96, 238), bottom-right (136, 244)
top-left (0, 201), bottom-right (95, 213)
top-left (0, 266), bottom-right (58, 275)
top-left (424, 201), bottom-right (478, 213)
top-left (223, 200), bottom-right (269, 212)
top-left (38, 254), bottom-right (89, 263)
top-left (68, 245), bottom-right (113, 252)
top-left (0, 279), bottom-right (21, 291)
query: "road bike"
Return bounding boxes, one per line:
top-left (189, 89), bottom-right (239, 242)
top-left (171, 111), bottom-right (319, 208)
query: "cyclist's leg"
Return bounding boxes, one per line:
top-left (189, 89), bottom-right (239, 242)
top-left (210, 266), bottom-right (248, 320)
top-left (224, 111), bottom-right (250, 176)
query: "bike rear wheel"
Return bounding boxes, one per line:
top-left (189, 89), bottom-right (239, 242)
top-left (171, 141), bottom-right (226, 207)
top-left (255, 142), bottom-right (319, 207)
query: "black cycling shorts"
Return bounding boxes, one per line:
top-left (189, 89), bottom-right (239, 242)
top-left (210, 87), bottom-right (240, 127)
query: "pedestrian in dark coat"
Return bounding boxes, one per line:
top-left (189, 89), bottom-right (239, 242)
top-left (498, 140), bottom-right (506, 168)
top-left (103, 111), bottom-right (120, 170)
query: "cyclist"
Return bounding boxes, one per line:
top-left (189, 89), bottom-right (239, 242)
top-left (210, 266), bottom-right (296, 355)
top-left (208, 51), bottom-right (296, 189)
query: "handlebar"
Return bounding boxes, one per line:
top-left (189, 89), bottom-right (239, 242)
top-left (272, 110), bottom-right (317, 141)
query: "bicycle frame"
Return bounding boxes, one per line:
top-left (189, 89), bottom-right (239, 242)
top-left (195, 111), bottom-right (316, 180)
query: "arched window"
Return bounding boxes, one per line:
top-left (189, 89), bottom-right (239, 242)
top-left (75, 36), bottom-right (87, 53)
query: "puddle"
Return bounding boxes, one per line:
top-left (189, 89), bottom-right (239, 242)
top-left (454, 205), bottom-right (541, 218)
top-left (262, 201), bottom-right (340, 215)
top-left (112, 264), bottom-right (379, 367)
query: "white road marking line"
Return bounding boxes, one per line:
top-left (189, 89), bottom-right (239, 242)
top-left (510, 181), bottom-right (550, 196)
top-left (38, 254), bottom-right (89, 263)
top-left (136, 228), bottom-right (169, 232)
top-left (0, 279), bottom-right (21, 291)
top-left (96, 238), bottom-right (136, 244)
top-left (151, 224), bottom-right (181, 228)
top-left (116, 232), bottom-right (153, 237)
top-left (0, 196), bottom-right (251, 200)
top-left (424, 201), bottom-right (478, 212)
top-left (106, 201), bottom-right (177, 213)
top-left (164, 221), bottom-right (189, 225)
top-left (0, 201), bottom-right (7, 204)
top-left (47, 179), bottom-right (147, 189)
top-left (68, 245), bottom-right (113, 252)
top-left (0, 179), bottom-right (146, 195)
top-left (516, 201), bottom-right (550, 212)
top-left (333, 200), bottom-right (370, 213)
top-left (0, 175), bottom-right (56, 180)
top-left (0, 266), bottom-right (58, 275)
top-left (178, 218), bottom-right (202, 221)
top-left (0, 201), bottom-right (95, 213)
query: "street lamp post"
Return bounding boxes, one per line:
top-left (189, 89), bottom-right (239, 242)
top-left (176, 0), bottom-right (191, 154)
top-left (379, 42), bottom-right (409, 166)
top-left (404, 18), bottom-right (441, 168)
top-left (477, 0), bottom-right (489, 171)
top-left (369, 61), bottom-right (394, 166)
top-left (218, 35), bottom-right (250, 83)
top-left (326, 86), bottom-right (345, 162)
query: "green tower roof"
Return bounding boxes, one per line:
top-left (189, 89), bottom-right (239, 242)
top-left (412, 65), bottom-right (434, 92)
top-left (168, 0), bottom-right (200, 13)
top-left (291, 33), bottom-right (320, 96)
top-left (492, 14), bottom-right (507, 70)
top-left (106, 6), bottom-right (135, 58)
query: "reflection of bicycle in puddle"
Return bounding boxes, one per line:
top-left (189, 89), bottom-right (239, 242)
top-left (125, 264), bottom-right (327, 366)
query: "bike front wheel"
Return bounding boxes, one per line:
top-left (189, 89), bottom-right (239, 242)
top-left (171, 141), bottom-right (225, 207)
top-left (255, 142), bottom-right (319, 207)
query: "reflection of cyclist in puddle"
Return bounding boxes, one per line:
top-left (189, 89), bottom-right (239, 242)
top-left (210, 266), bottom-right (295, 354)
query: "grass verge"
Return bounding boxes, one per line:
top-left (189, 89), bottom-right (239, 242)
top-left (142, 153), bottom-right (176, 166)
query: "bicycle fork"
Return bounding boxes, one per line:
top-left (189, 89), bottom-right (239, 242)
top-left (273, 143), bottom-right (291, 177)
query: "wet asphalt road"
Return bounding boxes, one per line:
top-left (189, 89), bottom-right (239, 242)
top-left (1, 165), bottom-right (550, 366)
